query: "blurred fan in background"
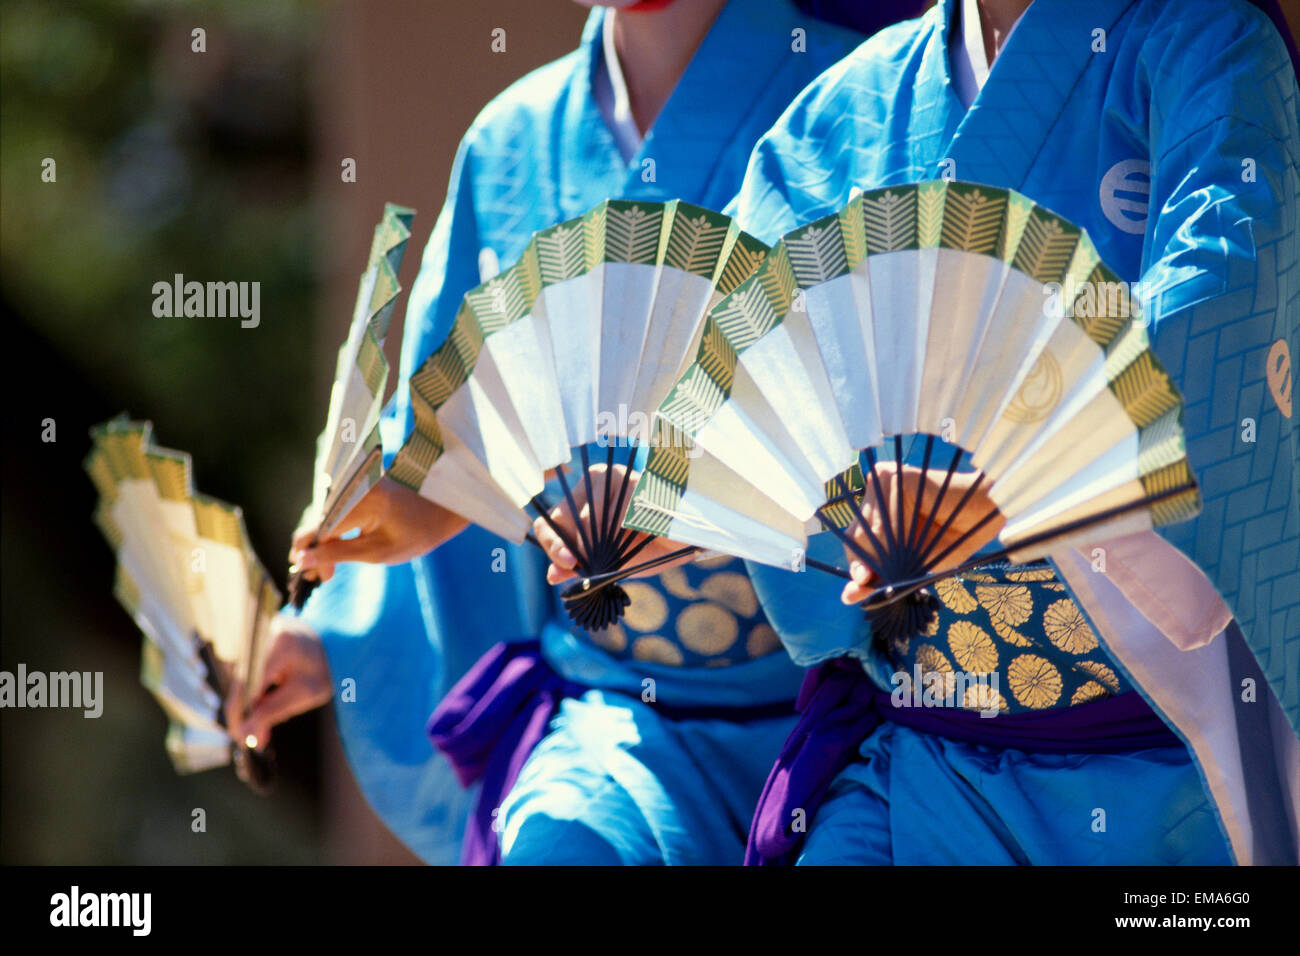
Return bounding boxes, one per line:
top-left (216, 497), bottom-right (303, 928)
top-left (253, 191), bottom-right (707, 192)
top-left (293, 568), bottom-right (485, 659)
top-left (1, 0), bottom-right (589, 865)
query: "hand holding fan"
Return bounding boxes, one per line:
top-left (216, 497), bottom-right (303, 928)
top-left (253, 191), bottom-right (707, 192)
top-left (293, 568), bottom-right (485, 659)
top-left (288, 202), bottom-right (415, 608)
top-left (384, 199), bottom-right (773, 629)
top-left (87, 418), bottom-right (281, 791)
top-left (623, 181), bottom-right (1200, 643)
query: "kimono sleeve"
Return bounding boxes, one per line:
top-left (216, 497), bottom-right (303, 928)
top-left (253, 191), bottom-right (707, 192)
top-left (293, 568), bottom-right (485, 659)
top-left (728, 52), bottom-right (871, 245)
top-left (385, 136), bottom-right (486, 452)
top-left (1137, 5), bottom-right (1300, 733)
top-left (292, 134), bottom-right (488, 863)
top-left (299, 560), bottom-right (470, 864)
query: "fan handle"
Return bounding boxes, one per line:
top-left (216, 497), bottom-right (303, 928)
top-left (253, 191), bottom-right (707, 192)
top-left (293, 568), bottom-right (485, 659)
top-left (531, 440), bottom-right (679, 632)
top-left (813, 479), bottom-right (1199, 612)
top-left (234, 740), bottom-right (277, 795)
top-left (196, 636), bottom-right (280, 795)
top-left (287, 567), bottom-right (319, 610)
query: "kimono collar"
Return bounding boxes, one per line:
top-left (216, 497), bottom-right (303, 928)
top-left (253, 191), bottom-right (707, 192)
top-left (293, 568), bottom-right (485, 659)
top-left (941, 0), bottom-right (1136, 191)
top-left (555, 9), bottom-right (628, 218)
top-left (951, 0), bottom-right (1030, 108)
top-left (560, 0), bottom-right (827, 211)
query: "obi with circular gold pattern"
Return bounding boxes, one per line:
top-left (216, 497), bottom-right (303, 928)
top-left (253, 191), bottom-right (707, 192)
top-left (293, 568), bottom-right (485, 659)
top-left (581, 554), bottom-right (783, 668)
top-left (887, 560), bottom-right (1133, 714)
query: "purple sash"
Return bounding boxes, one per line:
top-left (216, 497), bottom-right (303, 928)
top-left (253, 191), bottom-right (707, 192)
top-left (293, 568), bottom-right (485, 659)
top-left (744, 657), bottom-right (1181, 866)
top-left (429, 639), bottom-right (795, 865)
top-left (427, 640), bottom-right (581, 866)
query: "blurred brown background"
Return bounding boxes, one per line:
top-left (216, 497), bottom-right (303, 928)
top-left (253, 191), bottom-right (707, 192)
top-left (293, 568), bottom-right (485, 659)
top-left (312, 0), bottom-right (591, 864)
top-left (1, 0), bottom-right (586, 865)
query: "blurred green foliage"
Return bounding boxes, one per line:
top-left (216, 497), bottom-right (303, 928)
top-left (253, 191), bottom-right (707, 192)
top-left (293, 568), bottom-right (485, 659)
top-left (1, 0), bottom-right (321, 527)
top-left (1, 0), bottom-right (334, 862)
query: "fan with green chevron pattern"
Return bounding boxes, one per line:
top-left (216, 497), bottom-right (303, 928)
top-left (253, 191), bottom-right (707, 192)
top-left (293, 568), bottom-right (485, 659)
top-left (382, 199), bottom-right (772, 630)
top-left (87, 417), bottom-right (281, 792)
top-left (288, 202), bottom-right (415, 608)
top-left (621, 180), bottom-right (1201, 644)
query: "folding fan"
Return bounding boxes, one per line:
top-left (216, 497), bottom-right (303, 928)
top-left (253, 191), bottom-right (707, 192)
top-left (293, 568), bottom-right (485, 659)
top-left (87, 417), bottom-right (280, 790)
top-left (288, 202), bottom-right (415, 608)
top-left (384, 199), bottom-right (803, 629)
top-left (622, 180), bottom-right (1200, 642)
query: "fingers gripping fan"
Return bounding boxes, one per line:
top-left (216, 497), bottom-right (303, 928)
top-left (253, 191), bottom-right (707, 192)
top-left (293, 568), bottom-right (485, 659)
top-left (87, 418), bottom-right (281, 792)
top-left (289, 202), bottom-right (415, 608)
top-left (388, 199), bottom-right (769, 630)
top-left (625, 181), bottom-right (1200, 643)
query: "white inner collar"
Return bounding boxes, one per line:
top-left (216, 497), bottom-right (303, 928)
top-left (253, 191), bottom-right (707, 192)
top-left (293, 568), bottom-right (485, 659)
top-left (963, 0), bottom-right (992, 90)
top-left (596, 12), bottom-right (643, 164)
top-left (951, 0), bottom-right (1028, 109)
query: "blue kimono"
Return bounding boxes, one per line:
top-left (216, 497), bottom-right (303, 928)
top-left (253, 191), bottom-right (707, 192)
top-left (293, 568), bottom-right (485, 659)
top-left (731, 0), bottom-right (1299, 864)
top-left (301, 0), bottom-right (865, 864)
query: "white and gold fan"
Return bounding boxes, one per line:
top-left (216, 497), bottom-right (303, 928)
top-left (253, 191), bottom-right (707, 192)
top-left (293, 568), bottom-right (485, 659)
top-left (385, 199), bottom-right (782, 629)
top-left (87, 417), bottom-right (280, 790)
top-left (623, 181), bottom-right (1200, 641)
top-left (289, 202), bottom-right (414, 607)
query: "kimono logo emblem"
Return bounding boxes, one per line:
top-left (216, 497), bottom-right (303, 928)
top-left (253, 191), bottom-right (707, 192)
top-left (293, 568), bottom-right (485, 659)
top-left (1099, 159), bottom-right (1150, 235)
top-left (1267, 338), bottom-right (1292, 418)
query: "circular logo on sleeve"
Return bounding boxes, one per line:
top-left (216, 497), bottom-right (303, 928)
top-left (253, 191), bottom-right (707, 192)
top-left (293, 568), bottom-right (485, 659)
top-left (1099, 159), bottom-right (1151, 235)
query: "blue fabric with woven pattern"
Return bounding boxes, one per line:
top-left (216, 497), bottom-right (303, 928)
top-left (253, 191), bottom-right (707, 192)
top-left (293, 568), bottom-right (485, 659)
top-left (799, 721), bottom-right (1231, 864)
top-left (300, 0), bottom-right (867, 864)
top-left (583, 554), bottom-right (787, 669)
top-left (732, 0), bottom-right (1297, 863)
top-left (734, 0), bottom-right (1299, 734)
